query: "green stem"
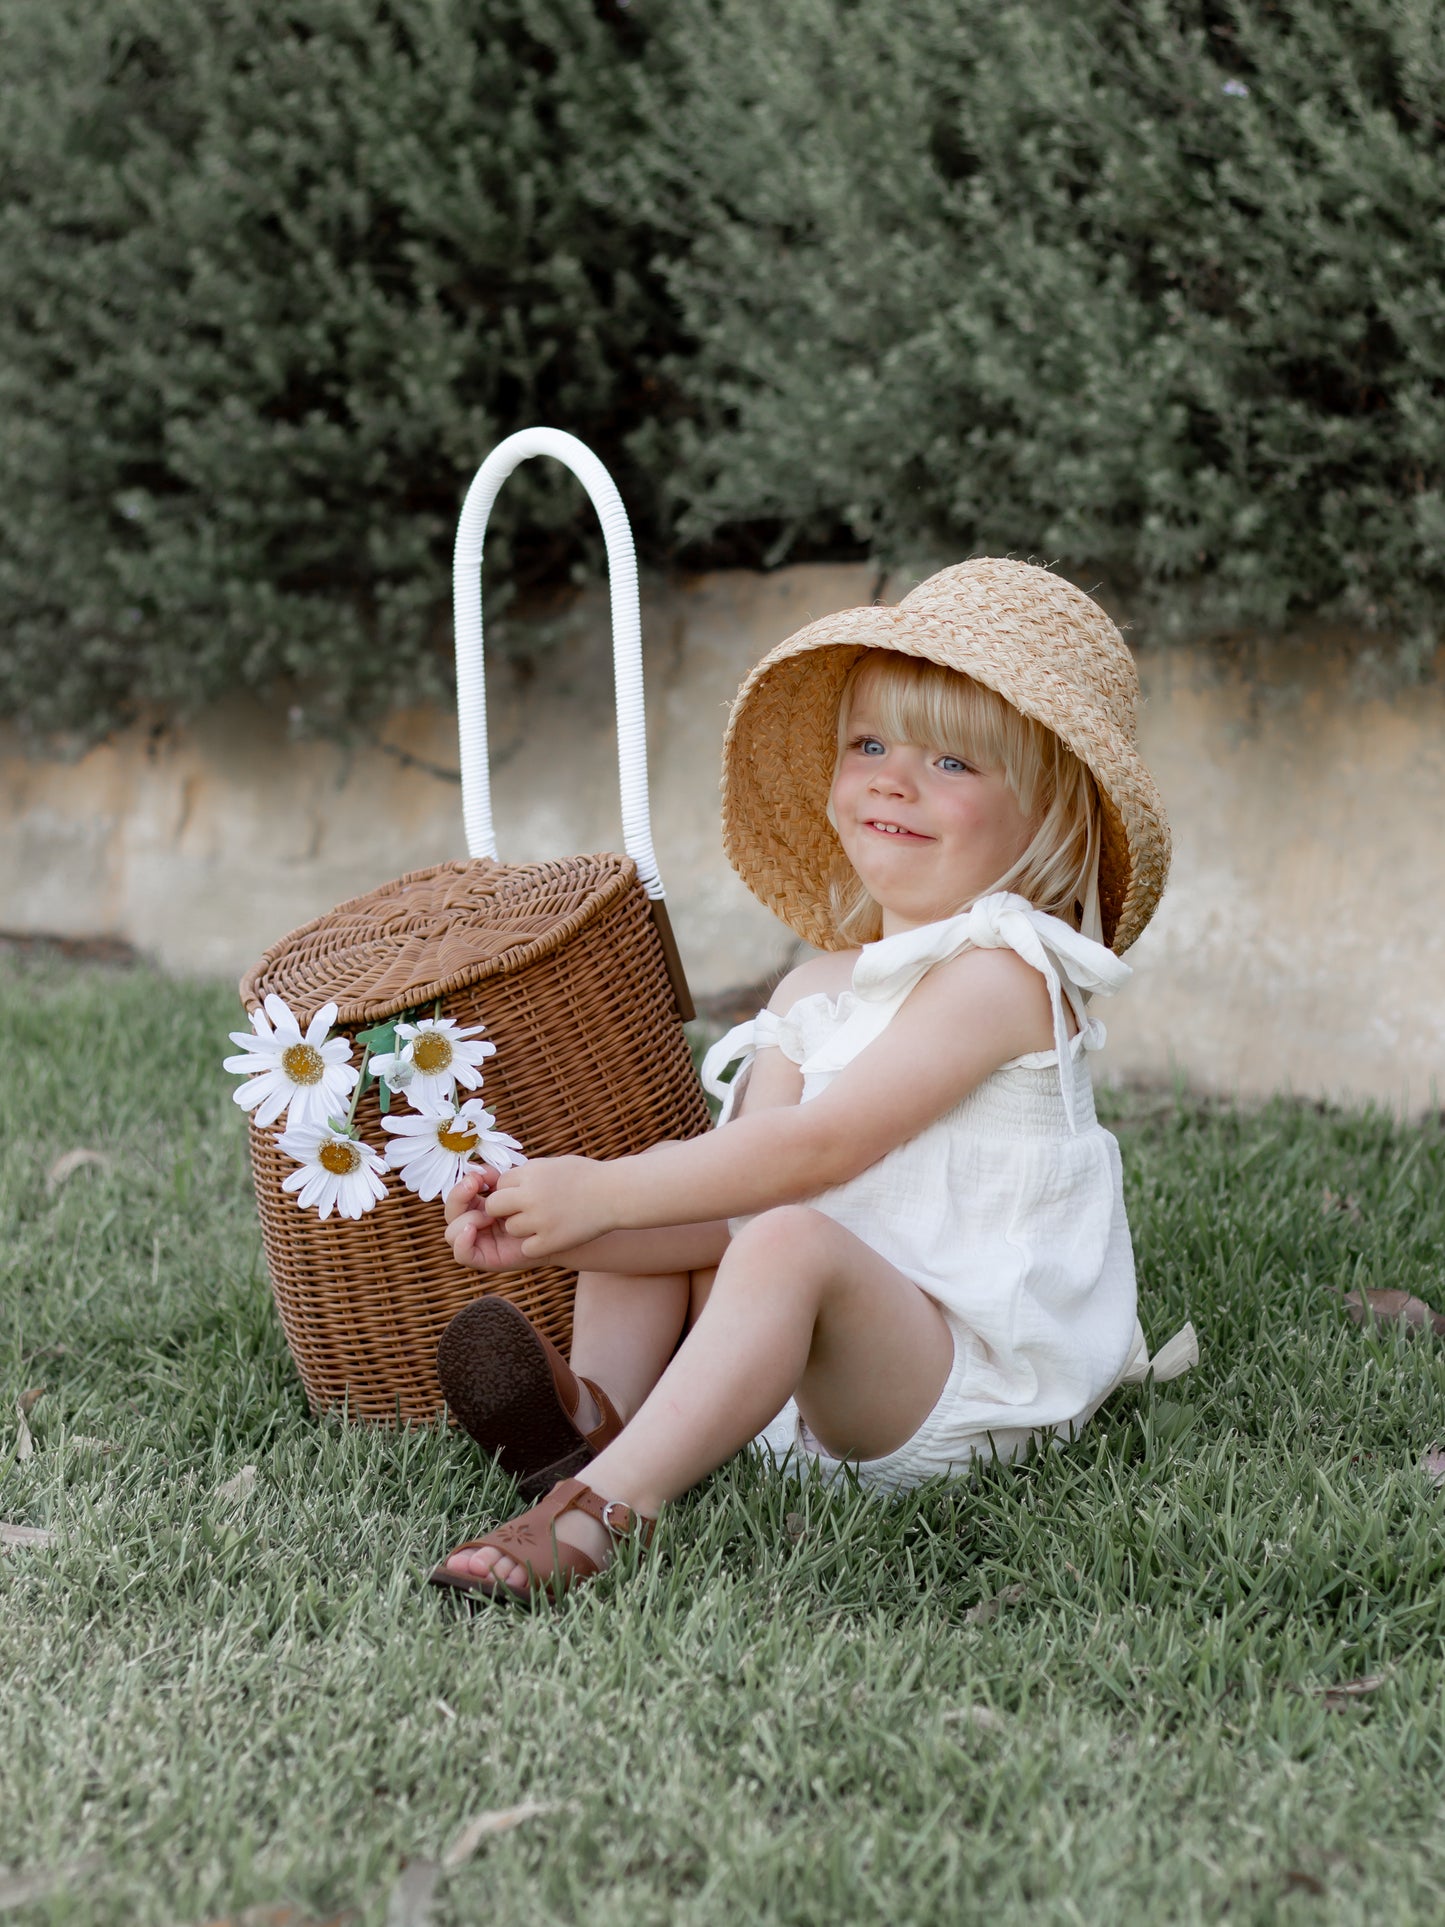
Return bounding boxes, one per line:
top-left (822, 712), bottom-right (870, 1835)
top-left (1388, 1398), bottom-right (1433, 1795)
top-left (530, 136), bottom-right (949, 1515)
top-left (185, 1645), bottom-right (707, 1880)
top-left (344, 1045), bottom-right (372, 1136)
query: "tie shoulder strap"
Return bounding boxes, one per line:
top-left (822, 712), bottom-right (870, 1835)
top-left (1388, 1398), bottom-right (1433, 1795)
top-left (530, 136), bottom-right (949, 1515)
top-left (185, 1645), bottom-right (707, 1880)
top-left (851, 895), bottom-right (1132, 1132)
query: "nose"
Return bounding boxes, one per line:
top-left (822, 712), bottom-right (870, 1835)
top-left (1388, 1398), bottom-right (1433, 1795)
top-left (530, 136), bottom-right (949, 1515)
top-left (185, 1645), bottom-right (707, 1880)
top-left (865, 747), bottom-right (916, 795)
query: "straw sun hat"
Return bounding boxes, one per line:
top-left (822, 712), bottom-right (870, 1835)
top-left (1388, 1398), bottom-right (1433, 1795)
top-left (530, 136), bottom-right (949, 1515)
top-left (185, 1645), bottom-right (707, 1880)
top-left (720, 558), bottom-right (1170, 956)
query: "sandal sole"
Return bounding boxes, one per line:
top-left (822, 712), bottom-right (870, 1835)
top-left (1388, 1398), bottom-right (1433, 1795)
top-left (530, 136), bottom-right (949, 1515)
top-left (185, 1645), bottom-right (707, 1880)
top-left (436, 1298), bottom-right (593, 1501)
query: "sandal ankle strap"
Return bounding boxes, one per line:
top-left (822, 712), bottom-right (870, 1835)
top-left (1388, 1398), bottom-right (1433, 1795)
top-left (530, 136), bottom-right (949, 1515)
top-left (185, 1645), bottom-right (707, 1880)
top-left (552, 1478), bottom-right (656, 1548)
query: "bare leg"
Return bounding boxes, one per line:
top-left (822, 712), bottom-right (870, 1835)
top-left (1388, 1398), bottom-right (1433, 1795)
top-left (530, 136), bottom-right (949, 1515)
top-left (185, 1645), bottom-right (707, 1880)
top-left (443, 1208), bottom-right (953, 1591)
top-left (568, 1266), bottom-right (716, 1424)
top-left (688, 1265), bottom-right (717, 1327)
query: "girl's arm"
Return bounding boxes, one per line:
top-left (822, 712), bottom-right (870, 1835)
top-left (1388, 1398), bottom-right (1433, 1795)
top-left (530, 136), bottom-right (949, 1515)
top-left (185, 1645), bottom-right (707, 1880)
top-left (444, 976), bottom-right (809, 1274)
top-left (485, 944), bottom-right (1056, 1257)
top-left (444, 1170), bottom-right (731, 1275)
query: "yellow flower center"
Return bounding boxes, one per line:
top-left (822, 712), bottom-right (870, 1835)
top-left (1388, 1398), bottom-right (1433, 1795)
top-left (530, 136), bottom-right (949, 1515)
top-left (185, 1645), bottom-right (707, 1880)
top-left (411, 1032), bottom-right (454, 1075)
top-left (318, 1139), bottom-right (362, 1176)
top-left (281, 1042), bottom-right (325, 1086)
top-left (436, 1123), bottom-right (477, 1155)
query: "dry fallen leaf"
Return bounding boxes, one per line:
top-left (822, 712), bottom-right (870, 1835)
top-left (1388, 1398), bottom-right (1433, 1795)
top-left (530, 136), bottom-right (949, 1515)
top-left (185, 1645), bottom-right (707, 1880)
top-left (1281, 1868), bottom-right (1327, 1896)
top-left (1418, 1448), bottom-right (1445, 1489)
top-left (964, 1583), bottom-right (1025, 1627)
top-left (1321, 1186), bottom-right (1362, 1223)
top-left (215, 1465), bottom-right (257, 1504)
top-left (943, 1704), bottom-right (1005, 1733)
top-left (0, 1851), bottom-right (105, 1912)
top-left (0, 1522), bottom-right (54, 1551)
top-left (45, 1148), bottom-right (111, 1194)
top-left (13, 1402), bottom-right (33, 1464)
top-left (440, 1801), bottom-right (563, 1872)
top-left (1342, 1289), bottom-right (1445, 1338)
top-left (18, 1388), bottom-right (45, 1418)
top-left (384, 1860), bottom-right (439, 1927)
top-left (1319, 1673), bottom-right (1387, 1710)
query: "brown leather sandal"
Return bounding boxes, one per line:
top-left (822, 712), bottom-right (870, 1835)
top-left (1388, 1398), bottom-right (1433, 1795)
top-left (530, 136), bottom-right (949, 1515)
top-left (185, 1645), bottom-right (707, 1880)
top-left (436, 1297), bottom-right (625, 1500)
top-left (427, 1476), bottom-right (656, 1603)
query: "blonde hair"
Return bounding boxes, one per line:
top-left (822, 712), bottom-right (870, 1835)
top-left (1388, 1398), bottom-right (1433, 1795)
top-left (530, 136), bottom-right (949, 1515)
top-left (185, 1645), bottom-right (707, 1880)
top-left (829, 651), bottom-right (1104, 945)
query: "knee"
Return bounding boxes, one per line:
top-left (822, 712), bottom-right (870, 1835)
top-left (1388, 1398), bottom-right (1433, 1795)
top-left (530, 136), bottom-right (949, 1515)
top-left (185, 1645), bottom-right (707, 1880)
top-left (726, 1205), bottom-right (837, 1281)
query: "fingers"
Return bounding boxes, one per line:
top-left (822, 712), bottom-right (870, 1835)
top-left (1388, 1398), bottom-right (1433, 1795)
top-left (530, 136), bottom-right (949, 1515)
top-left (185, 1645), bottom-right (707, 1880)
top-left (445, 1208), bottom-right (498, 1266)
top-left (480, 1198), bottom-right (531, 1244)
top-left (446, 1160), bottom-right (586, 1261)
top-left (482, 1194), bottom-right (550, 1255)
top-left (444, 1205), bottom-right (532, 1273)
top-left (444, 1211), bottom-right (480, 1263)
top-left (481, 1184), bottom-right (524, 1225)
top-left (444, 1169), bottom-right (489, 1225)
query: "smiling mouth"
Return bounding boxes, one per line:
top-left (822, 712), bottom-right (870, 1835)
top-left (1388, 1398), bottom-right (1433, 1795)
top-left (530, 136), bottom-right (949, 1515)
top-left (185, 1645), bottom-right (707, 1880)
top-left (864, 820), bottom-right (930, 839)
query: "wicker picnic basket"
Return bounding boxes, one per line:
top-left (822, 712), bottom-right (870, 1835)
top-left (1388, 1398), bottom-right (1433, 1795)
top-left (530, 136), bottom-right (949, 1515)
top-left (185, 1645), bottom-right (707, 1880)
top-left (239, 429), bottom-right (711, 1423)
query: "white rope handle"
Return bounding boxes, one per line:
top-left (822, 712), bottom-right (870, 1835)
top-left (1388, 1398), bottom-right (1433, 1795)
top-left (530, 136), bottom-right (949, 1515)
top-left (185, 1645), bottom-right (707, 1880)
top-left (453, 427), bottom-right (664, 899)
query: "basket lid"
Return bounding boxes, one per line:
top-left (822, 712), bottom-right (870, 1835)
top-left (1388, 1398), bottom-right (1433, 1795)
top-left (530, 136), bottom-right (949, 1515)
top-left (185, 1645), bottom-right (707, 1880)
top-left (238, 854), bottom-right (640, 1026)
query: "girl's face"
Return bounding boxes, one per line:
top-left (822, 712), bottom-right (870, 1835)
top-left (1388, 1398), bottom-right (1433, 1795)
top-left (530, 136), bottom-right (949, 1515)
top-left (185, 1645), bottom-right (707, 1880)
top-left (830, 691), bottom-right (1035, 936)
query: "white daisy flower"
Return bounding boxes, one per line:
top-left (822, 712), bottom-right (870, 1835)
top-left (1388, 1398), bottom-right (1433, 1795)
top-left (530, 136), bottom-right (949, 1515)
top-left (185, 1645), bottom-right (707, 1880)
top-left (381, 1098), bottom-right (525, 1203)
top-left (224, 994), bottom-right (357, 1130)
top-left (277, 1122), bottom-right (388, 1220)
top-left (368, 1016), bottom-right (496, 1111)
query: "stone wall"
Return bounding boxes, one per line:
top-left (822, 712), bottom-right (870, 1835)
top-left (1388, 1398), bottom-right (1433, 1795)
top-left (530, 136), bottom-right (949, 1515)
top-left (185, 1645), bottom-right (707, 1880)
top-left (3, 562), bottom-right (1442, 1111)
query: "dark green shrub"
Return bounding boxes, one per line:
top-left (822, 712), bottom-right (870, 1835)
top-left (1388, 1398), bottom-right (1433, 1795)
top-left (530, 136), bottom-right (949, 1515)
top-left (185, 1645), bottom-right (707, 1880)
top-left (2, 0), bottom-right (1442, 742)
top-left (629, 0), bottom-right (1445, 654)
top-left (0, 0), bottom-right (672, 739)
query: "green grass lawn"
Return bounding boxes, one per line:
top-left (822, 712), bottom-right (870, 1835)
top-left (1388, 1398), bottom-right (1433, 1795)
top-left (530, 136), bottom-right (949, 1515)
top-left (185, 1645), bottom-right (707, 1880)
top-left (3, 954), bottom-right (1445, 1926)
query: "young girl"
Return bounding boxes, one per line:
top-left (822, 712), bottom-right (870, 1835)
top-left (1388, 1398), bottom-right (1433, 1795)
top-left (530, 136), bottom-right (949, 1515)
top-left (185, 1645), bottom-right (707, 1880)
top-left (428, 558), bottom-right (1191, 1602)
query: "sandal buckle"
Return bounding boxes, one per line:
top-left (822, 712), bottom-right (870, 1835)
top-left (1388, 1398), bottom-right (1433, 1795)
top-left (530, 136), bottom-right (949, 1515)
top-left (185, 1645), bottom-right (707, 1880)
top-left (600, 1499), bottom-right (633, 1537)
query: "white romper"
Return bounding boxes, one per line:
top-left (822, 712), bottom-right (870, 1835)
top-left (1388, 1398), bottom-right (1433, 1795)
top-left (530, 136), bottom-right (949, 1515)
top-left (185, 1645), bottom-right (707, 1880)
top-left (699, 891), bottom-right (1195, 1493)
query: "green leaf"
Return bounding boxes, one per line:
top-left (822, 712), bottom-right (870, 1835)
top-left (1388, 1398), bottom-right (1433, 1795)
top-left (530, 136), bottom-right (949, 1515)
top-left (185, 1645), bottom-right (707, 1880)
top-left (354, 1019), bottom-right (399, 1059)
top-left (353, 1008), bottom-right (426, 1114)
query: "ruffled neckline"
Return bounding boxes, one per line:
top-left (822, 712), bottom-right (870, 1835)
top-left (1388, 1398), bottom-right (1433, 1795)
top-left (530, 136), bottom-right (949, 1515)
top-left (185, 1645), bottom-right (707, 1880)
top-left (702, 893), bottom-right (1132, 1135)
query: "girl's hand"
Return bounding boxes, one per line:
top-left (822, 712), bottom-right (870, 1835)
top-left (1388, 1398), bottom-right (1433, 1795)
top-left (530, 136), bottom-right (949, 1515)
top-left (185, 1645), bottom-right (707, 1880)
top-left (482, 1156), bottom-right (614, 1258)
top-left (443, 1166), bottom-right (530, 1272)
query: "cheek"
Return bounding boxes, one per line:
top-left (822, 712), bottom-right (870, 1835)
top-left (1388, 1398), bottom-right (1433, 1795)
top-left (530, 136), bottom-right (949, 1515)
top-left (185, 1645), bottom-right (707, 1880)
top-left (947, 787), bottom-right (1029, 854)
top-left (829, 762), bottom-right (863, 821)
top-left (978, 787), bottom-right (1023, 836)
top-left (997, 799), bottom-right (1037, 860)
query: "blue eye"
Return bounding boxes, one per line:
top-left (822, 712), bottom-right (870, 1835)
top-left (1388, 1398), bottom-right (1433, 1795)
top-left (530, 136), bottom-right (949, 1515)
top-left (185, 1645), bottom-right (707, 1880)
top-left (938, 754), bottom-right (969, 773)
top-left (856, 737), bottom-right (885, 756)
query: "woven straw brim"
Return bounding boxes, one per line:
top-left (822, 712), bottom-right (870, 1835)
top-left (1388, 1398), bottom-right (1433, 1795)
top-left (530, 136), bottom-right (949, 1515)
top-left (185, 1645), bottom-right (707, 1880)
top-left (721, 568), bottom-right (1170, 954)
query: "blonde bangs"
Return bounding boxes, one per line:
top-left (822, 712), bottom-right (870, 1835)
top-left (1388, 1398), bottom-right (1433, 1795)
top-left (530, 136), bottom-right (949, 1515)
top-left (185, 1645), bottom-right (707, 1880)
top-left (829, 651), bottom-right (1105, 946)
top-left (837, 653), bottom-right (1028, 787)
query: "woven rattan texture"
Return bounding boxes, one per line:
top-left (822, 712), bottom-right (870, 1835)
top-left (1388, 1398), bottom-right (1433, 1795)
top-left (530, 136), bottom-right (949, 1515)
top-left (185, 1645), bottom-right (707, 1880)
top-left (242, 855), bottom-right (710, 1423)
top-left (720, 559), bottom-right (1170, 955)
